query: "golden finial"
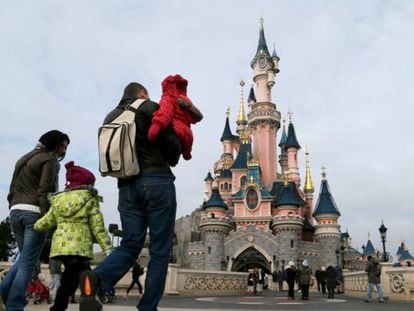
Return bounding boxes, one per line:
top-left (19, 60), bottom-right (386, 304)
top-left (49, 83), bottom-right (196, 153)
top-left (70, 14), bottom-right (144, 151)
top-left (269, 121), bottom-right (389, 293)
top-left (260, 17), bottom-right (264, 30)
top-left (304, 146), bottom-right (314, 192)
top-left (226, 107), bottom-right (230, 118)
top-left (321, 166), bottom-right (327, 180)
top-left (237, 80), bottom-right (247, 124)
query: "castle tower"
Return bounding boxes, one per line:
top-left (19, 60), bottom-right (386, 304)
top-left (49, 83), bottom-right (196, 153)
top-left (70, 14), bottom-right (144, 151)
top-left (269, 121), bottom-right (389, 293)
top-left (204, 171), bottom-right (214, 198)
top-left (313, 167), bottom-right (341, 267)
top-left (231, 81), bottom-right (251, 193)
top-left (200, 188), bottom-right (231, 270)
top-left (247, 18), bottom-right (281, 189)
top-left (215, 109), bottom-right (238, 173)
top-left (272, 178), bottom-right (304, 264)
top-left (278, 118), bottom-right (288, 177)
top-left (303, 147), bottom-right (315, 220)
top-left (285, 113), bottom-right (301, 185)
top-left (362, 233), bottom-right (376, 260)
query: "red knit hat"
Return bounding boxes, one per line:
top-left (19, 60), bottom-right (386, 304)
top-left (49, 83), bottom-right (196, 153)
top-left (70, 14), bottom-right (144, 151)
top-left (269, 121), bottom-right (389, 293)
top-left (65, 161), bottom-right (96, 190)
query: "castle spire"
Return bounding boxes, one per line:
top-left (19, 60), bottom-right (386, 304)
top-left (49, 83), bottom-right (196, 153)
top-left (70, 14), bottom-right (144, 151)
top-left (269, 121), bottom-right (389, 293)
top-left (236, 80), bottom-right (247, 126)
top-left (313, 167), bottom-right (341, 217)
top-left (251, 17), bottom-right (271, 67)
top-left (278, 118), bottom-right (287, 147)
top-left (304, 146), bottom-right (314, 192)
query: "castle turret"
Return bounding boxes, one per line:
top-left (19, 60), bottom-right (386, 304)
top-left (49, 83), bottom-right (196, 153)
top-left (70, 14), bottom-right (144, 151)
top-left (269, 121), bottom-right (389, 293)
top-left (204, 171), bottom-right (214, 198)
top-left (248, 18), bottom-right (281, 189)
top-left (362, 234), bottom-right (376, 260)
top-left (313, 167), bottom-right (341, 267)
top-left (272, 178), bottom-right (304, 264)
top-left (285, 114), bottom-right (301, 185)
top-left (200, 188), bottom-right (231, 270)
top-left (278, 118), bottom-right (288, 177)
top-left (215, 109), bottom-right (239, 173)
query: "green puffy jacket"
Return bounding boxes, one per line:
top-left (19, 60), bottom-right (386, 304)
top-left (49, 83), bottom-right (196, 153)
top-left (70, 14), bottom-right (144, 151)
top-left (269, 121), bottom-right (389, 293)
top-left (34, 187), bottom-right (112, 259)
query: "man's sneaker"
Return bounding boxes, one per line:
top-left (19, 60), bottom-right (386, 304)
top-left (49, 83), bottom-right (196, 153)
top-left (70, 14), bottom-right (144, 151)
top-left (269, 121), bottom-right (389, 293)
top-left (0, 293), bottom-right (6, 311)
top-left (79, 270), bottom-right (102, 311)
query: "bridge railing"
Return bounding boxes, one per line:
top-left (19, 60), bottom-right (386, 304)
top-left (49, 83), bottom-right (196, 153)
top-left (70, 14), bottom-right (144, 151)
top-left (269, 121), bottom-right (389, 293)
top-left (343, 263), bottom-right (414, 301)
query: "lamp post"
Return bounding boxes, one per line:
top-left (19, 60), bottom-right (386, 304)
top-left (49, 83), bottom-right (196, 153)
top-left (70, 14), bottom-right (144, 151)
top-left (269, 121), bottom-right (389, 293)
top-left (340, 245), bottom-right (346, 269)
top-left (379, 220), bottom-right (388, 262)
top-left (335, 249), bottom-right (340, 266)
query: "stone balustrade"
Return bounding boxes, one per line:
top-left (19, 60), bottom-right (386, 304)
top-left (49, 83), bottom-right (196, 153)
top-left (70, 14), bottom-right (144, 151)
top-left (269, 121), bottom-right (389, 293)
top-left (343, 263), bottom-right (414, 301)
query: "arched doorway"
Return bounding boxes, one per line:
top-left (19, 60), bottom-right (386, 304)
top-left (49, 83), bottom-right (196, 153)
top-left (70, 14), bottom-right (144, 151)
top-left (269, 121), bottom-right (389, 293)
top-left (231, 246), bottom-right (271, 273)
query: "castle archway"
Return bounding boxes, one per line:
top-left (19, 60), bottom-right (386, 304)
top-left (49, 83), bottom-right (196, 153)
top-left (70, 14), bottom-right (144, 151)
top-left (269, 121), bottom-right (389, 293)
top-left (229, 244), bottom-right (272, 273)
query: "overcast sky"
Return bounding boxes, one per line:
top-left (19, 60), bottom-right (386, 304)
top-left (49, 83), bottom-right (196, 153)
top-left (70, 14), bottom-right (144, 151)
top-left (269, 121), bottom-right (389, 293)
top-left (1, 0), bottom-right (413, 260)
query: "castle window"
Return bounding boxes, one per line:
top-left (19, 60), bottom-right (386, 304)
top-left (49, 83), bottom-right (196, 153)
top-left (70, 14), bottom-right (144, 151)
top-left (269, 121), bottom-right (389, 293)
top-left (246, 189), bottom-right (259, 210)
top-left (229, 184), bottom-right (232, 190)
top-left (220, 184), bottom-right (223, 190)
top-left (211, 213), bottom-right (215, 219)
top-left (224, 182), bottom-right (228, 190)
top-left (208, 246), bottom-right (211, 254)
top-left (290, 240), bottom-right (294, 248)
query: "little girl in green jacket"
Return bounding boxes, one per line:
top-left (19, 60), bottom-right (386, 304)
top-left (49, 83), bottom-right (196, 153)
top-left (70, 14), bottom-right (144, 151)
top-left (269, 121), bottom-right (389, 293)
top-left (35, 161), bottom-right (112, 311)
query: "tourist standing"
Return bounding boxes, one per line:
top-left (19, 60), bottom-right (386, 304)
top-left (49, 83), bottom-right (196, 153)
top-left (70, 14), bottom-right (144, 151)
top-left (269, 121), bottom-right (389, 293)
top-left (325, 265), bottom-right (336, 299)
top-left (364, 255), bottom-right (385, 303)
top-left (276, 270), bottom-right (285, 291)
top-left (285, 261), bottom-right (297, 300)
top-left (319, 266), bottom-right (327, 295)
top-left (298, 260), bottom-right (312, 300)
top-left (0, 130), bottom-right (69, 311)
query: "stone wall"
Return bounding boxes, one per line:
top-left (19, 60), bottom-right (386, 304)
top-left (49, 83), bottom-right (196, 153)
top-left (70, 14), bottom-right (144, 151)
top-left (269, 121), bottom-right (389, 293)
top-left (187, 241), bottom-right (206, 270)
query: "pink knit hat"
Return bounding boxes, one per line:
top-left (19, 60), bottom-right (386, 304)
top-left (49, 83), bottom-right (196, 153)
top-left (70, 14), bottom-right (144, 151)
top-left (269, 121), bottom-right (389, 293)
top-left (65, 161), bottom-right (95, 190)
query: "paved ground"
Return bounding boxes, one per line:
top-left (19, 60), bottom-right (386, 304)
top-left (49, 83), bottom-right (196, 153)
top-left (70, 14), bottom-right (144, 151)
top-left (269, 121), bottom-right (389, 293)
top-left (25, 291), bottom-right (414, 310)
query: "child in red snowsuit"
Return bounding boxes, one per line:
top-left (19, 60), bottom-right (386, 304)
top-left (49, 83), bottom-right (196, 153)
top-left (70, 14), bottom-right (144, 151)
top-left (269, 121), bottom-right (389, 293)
top-left (148, 74), bottom-right (203, 160)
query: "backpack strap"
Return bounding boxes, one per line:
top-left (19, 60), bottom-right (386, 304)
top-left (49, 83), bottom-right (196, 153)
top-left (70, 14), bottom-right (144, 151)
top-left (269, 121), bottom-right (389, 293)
top-left (126, 99), bottom-right (146, 113)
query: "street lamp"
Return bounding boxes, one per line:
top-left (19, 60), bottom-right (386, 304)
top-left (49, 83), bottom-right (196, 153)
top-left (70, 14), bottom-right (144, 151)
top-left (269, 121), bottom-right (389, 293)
top-left (335, 249), bottom-right (340, 266)
top-left (379, 220), bottom-right (388, 262)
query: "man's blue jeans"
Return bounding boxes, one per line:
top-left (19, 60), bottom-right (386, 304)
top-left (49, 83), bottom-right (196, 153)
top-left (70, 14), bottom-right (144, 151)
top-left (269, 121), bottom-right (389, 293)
top-left (0, 210), bottom-right (46, 311)
top-left (366, 282), bottom-right (385, 302)
top-left (95, 173), bottom-right (176, 311)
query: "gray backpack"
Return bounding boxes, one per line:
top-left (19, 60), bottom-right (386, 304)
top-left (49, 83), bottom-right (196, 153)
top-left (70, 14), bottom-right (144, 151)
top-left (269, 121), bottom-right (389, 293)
top-left (98, 99), bottom-right (145, 178)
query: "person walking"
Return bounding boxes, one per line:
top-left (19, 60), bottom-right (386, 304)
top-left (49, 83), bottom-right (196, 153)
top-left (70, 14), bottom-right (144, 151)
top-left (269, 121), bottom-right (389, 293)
top-left (247, 271), bottom-right (254, 295)
top-left (298, 260), bottom-right (312, 300)
top-left (124, 260), bottom-right (144, 299)
top-left (319, 266), bottom-right (327, 295)
top-left (276, 270), bottom-right (285, 292)
top-left (364, 255), bottom-right (385, 303)
top-left (0, 130), bottom-right (69, 311)
top-left (35, 161), bottom-right (113, 311)
top-left (314, 268), bottom-right (321, 292)
top-left (79, 82), bottom-right (184, 311)
top-left (285, 261), bottom-right (297, 300)
top-left (325, 265), bottom-right (337, 299)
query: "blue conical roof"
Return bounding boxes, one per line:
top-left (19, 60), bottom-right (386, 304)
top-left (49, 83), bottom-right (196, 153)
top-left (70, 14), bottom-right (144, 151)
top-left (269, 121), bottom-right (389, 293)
top-left (272, 46), bottom-right (280, 61)
top-left (397, 242), bottom-right (405, 257)
top-left (250, 22), bottom-right (272, 68)
top-left (279, 123), bottom-right (287, 147)
top-left (221, 117), bottom-right (233, 142)
top-left (220, 116), bottom-right (238, 142)
top-left (275, 182), bottom-right (305, 207)
top-left (203, 188), bottom-right (228, 210)
top-left (363, 240), bottom-right (376, 256)
top-left (246, 163), bottom-right (272, 198)
top-left (204, 171), bottom-right (214, 182)
top-left (313, 179), bottom-right (341, 216)
top-left (231, 142), bottom-right (252, 169)
top-left (248, 86), bottom-right (256, 103)
top-left (285, 122), bottom-right (301, 149)
top-left (400, 249), bottom-right (414, 260)
top-left (270, 181), bottom-right (284, 198)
